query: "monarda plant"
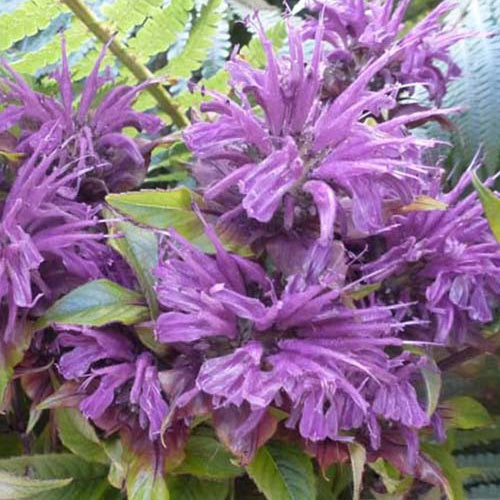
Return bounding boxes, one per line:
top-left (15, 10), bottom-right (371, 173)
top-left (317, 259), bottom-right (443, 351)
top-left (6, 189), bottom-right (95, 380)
top-left (0, 1), bottom-right (499, 499)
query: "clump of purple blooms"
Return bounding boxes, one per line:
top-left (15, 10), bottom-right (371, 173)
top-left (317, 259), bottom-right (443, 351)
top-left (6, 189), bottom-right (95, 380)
top-left (1, 0), bottom-right (499, 491)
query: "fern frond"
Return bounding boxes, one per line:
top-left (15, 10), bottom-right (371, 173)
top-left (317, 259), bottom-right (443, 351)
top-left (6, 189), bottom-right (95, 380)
top-left (240, 20), bottom-right (286, 68)
top-left (165, 0), bottom-right (223, 78)
top-left (453, 417), bottom-right (500, 451)
top-left (11, 21), bottom-right (91, 74)
top-left (173, 67), bottom-right (229, 110)
top-left (201, 2), bottom-right (230, 79)
top-left (457, 452), bottom-right (500, 485)
top-left (444, 0), bottom-right (500, 175)
top-left (0, 0), bottom-right (63, 52)
top-left (467, 483), bottom-right (500, 499)
top-left (127, 0), bottom-right (194, 63)
top-left (103, 0), bottom-right (163, 35)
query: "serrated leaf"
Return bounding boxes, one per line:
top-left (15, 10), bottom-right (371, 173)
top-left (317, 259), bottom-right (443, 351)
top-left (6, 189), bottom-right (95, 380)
top-left (55, 408), bottom-right (108, 465)
top-left (472, 174), bottom-right (500, 242)
top-left (442, 396), bottom-right (492, 429)
top-left (168, 475), bottom-right (229, 500)
top-left (39, 279), bottom-right (148, 328)
top-left (174, 435), bottom-right (243, 479)
top-left (246, 441), bottom-right (316, 500)
top-left (348, 443), bottom-right (366, 500)
top-left (0, 454), bottom-right (116, 500)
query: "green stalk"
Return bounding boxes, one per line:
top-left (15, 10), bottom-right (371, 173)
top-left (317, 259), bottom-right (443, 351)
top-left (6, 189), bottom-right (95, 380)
top-left (61, 0), bottom-right (188, 128)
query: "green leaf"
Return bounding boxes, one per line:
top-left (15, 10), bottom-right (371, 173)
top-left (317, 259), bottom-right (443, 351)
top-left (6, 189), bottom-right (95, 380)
top-left (126, 457), bottom-right (170, 500)
top-left (106, 187), bottom-right (204, 236)
top-left (0, 0), bottom-right (63, 52)
top-left (168, 476), bottom-right (229, 500)
top-left (368, 458), bottom-right (413, 496)
top-left (165, 0), bottom-right (224, 79)
top-left (348, 443), bottom-right (366, 500)
top-left (346, 283), bottom-right (382, 301)
top-left (453, 416), bottom-right (500, 450)
top-left (443, 396), bottom-right (492, 430)
top-left (128, 0), bottom-right (194, 63)
top-left (240, 21), bottom-right (287, 68)
top-left (0, 324), bottom-right (33, 406)
top-left (55, 408), bottom-right (109, 465)
top-left (0, 471), bottom-right (71, 500)
top-left (472, 174), bottom-right (500, 243)
top-left (39, 279), bottom-right (149, 328)
top-left (441, 0), bottom-right (500, 175)
top-left (421, 362), bottom-right (442, 417)
top-left (0, 433), bottom-right (23, 458)
top-left (456, 452), bottom-right (500, 485)
top-left (246, 441), bottom-right (316, 500)
top-left (0, 454), bottom-right (117, 500)
top-left (421, 443), bottom-right (466, 500)
top-left (108, 219), bottom-right (159, 317)
top-left (174, 435), bottom-right (244, 479)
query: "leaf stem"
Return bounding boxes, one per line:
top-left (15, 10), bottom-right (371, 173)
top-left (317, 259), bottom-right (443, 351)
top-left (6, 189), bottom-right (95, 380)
top-left (61, 0), bottom-right (188, 128)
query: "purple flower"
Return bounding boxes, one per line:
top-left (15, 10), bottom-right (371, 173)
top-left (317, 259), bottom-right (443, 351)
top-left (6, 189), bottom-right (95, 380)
top-left (0, 143), bottom-right (106, 344)
top-left (185, 21), bottom-right (449, 252)
top-left (0, 39), bottom-right (162, 200)
top-left (57, 326), bottom-right (169, 440)
top-left (362, 168), bottom-right (500, 344)
top-left (155, 224), bottom-right (431, 460)
top-left (304, 0), bottom-right (467, 104)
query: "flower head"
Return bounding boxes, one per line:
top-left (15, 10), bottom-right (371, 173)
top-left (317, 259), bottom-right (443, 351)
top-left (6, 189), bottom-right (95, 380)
top-left (304, 0), bottom-right (467, 104)
top-left (185, 22), bottom-right (447, 252)
top-left (0, 143), bottom-right (106, 343)
top-left (362, 168), bottom-right (500, 344)
top-left (57, 326), bottom-right (169, 440)
top-left (155, 223), bottom-right (431, 461)
top-left (0, 39), bottom-right (162, 200)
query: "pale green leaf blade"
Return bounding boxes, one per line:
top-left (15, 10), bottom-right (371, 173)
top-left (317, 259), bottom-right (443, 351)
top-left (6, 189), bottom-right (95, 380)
top-left (348, 443), bottom-right (366, 500)
top-left (472, 174), bottom-right (500, 242)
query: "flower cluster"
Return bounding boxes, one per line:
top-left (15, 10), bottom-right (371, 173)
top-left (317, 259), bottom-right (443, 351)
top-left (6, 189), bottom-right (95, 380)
top-left (1, 1), bottom-right (499, 492)
top-left (0, 43), bottom-right (153, 402)
top-left (304, 0), bottom-right (466, 104)
top-left (0, 40), bottom-right (162, 201)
